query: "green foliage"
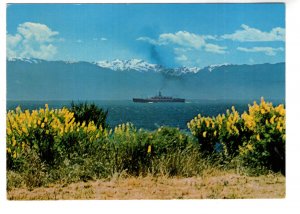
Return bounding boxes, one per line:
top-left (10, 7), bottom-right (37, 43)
top-left (108, 125), bottom-right (198, 176)
top-left (150, 126), bottom-right (191, 155)
top-left (188, 114), bottom-right (217, 154)
top-left (6, 99), bottom-right (286, 189)
top-left (240, 99), bottom-right (285, 173)
top-left (188, 107), bottom-right (247, 158)
top-left (109, 123), bottom-right (150, 175)
top-left (69, 101), bottom-right (108, 129)
top-left (6, 105), bottom-right (109, 169)
top-left (188, 98), bottom-right (286, 173)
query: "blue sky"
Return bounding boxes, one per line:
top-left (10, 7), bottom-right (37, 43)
top-left (6, 3), bottom-right (285, 68)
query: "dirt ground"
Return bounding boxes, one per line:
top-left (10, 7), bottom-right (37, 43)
top-left (7, 172), bottom-right (285, 200)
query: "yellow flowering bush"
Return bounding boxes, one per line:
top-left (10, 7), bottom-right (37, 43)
top-left (6, 99), bottom-right (285, 177)
top-left (188, 98), bottom-right (285, 172)
top-left (240, 98), bottom-right (285, 172)
top-left (6, 104), bottom-right (195, 177)
top-left (6, 105), bottom-right (108, 168)
top-left (187, 114), bottom-right (218, 153)
top-left (216, 107), bottom-right (247, 157)
top-left (187, 107), bottom-right (245, 156)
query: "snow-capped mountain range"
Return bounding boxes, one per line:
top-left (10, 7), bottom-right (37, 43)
top-left (94, 59), bottom-right (163, 72)
top-left (7, 57), bottom-right (231, 74)
top-left (94, 58), bottom-right (231, 73)
top-left (93, 59), bottom-right (234, 76)
top-left (7, 57), bottom-right (44, 64)
top-left (7, 57), bottom-right (285, 101)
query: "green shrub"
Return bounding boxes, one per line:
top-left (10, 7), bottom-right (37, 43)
top-left (216, 107), bottom-right (248, 158)
top-left (6, 99), bottom-right (286, 190)
top-left (240, 98), bottom-right (285, 173)
top-left (69, 102), bottom-right (108, 129)
top-left (187, 107), bottom-right (246, 158)
top-left (108, 125), bottom-right (200, 176)
top-left (187, 98), bottom-right (286, 174)
top-left (6, 105), bottom-right (109, 169)
top-left (108, 123), bottom-right (151, 175)
top-left (150, 126), bottom-right (191, 155)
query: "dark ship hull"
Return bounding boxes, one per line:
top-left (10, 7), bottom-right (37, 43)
top-left (133, 91), bottom-right (185, 103)
top-left (133, 98), bottom-right (185, 103)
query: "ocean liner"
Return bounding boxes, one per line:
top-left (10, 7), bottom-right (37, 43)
top-left (133, 91), bottom-right (185, 103)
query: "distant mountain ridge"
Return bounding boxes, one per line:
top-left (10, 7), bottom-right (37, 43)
top-left (7, 57), bottom-right (231, 74)
top-left (7, 58), bottom-right (285, 101)
top-left (94, 59), bottom-right (232, 74)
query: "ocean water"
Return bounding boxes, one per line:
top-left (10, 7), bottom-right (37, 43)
top-left (6, 100), bottom-right (282, 130)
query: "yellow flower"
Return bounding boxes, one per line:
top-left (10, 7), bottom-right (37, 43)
top-left (279, 108), bottom-right (285, 116)
top-left (270, 116), bottom-right (276, 124)
top-left (147, 145), bottom-right (152, 153)
top-left (205, 120), bottom-right (210, 127)
top-left (7, 148), bottom-right (11, 154)
top-left (21, 126), bottom-right (28, 134)
top-left (246, 144), bottom-right (254, 151)
top-left (203, 131), bottom-right (207, 138)
top-left (256, 134), bottom-right (261, 141)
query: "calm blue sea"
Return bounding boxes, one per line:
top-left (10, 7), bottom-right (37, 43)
top-left (6, 100), bottom-right (283, 130)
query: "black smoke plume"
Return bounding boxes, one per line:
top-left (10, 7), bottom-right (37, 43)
top-left (149, 44), bottom-right (184, 92)
top-left (150, 45), bottom-right (163, 66)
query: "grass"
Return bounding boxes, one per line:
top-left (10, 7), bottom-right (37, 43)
top-left (7, 169), bottom-right (285, 200)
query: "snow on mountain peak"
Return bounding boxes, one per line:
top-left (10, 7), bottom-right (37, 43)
top-left (174, 66), bottom-right (201, 74)
top-left (7, 57), bottom-right (43, 64)
top-left (94, 58), bottom-right (163, 72)
top-left (8, 57), bottom-right (234, 75)
top-left (94, 59), bottom-right (205, 74)
top-left (207, 63), bottom-right (231, 72)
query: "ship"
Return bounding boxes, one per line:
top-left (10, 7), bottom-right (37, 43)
top-left (133, 91), bottom-right (185, 103)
